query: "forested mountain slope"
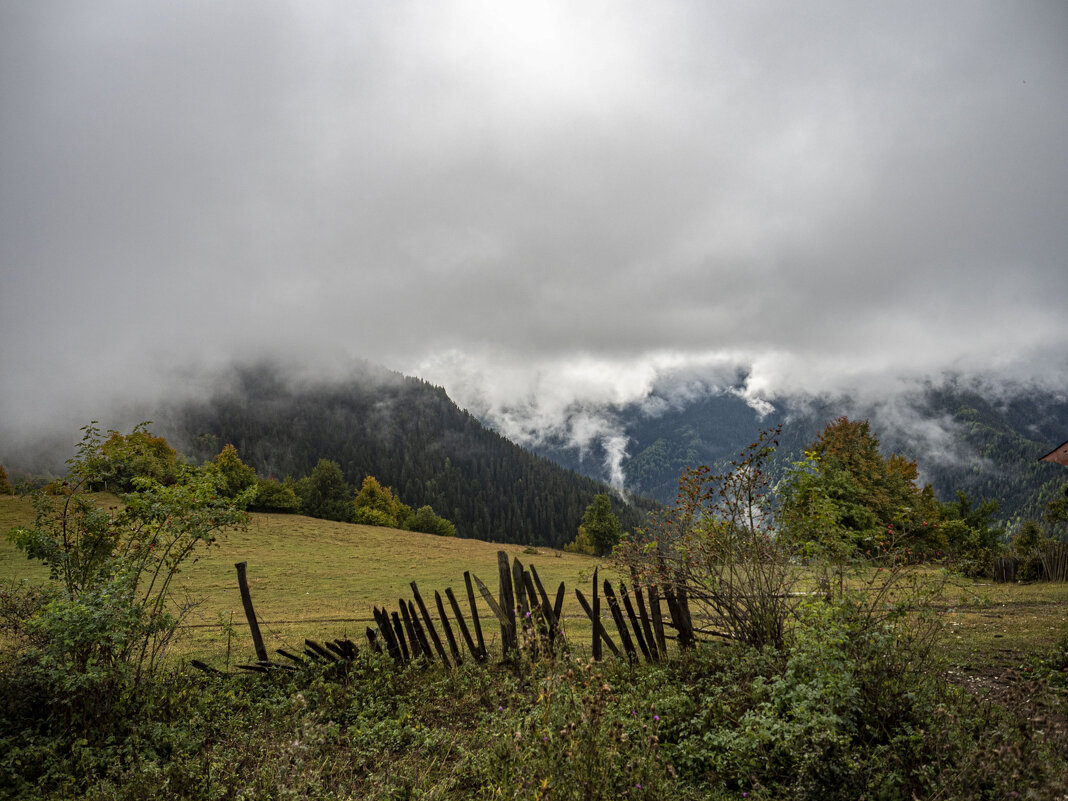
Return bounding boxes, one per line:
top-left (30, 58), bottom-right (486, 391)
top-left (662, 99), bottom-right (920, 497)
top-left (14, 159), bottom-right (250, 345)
top-left (526, 378), bottom-right (1068, 531)
top-left (161, 362), bottom-right (653, 548)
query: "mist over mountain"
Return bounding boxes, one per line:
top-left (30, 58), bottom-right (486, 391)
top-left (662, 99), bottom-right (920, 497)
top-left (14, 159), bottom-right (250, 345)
top-left (502, 373), bottom-right (1068, 530)
top-left (152, 361), bottom-right (653, 549)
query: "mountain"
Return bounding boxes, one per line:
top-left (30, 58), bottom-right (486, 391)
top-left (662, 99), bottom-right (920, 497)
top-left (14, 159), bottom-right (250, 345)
top-left (523, 377), bottom-right (1068, 532)
top-left (158, 362), bottom-right (654, 548)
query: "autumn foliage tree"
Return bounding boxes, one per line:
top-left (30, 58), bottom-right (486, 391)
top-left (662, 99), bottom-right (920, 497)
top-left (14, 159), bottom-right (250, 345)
top-left (778, 417), bottom-right (939, 558)
top-left (97, 424), bottom-right (179, 492)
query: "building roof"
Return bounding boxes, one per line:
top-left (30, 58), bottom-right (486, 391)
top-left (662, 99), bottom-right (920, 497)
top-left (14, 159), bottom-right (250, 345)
top-left (1039, 439), bottom-right (1068, 466)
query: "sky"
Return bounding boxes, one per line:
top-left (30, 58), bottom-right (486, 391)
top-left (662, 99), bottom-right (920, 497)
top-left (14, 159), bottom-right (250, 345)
top-left (2, 1), bottom-right (1067, 461)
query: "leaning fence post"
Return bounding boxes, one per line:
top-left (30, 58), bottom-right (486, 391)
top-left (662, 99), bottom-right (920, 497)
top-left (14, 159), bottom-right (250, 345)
top-left (497, 551), bottom-right (518, 660)
top-left (434, 590), bottom-right (463, 665)
top-left (235, 561), bottom-right (268, 663)
top-left (411, 582), bottom-right (451, 667)
top-left (619, 583), bottom-right (652, 662)
top-left (445, 586), bottom-right (483, 662)
top-left (648, 584), bottom-right (667, 657)
top-left (464, 571), bottom-right (487, 660)
top-left (592, 567), bottom-right (602, 661)
top-left (630, 581), bottom-right (660, 662)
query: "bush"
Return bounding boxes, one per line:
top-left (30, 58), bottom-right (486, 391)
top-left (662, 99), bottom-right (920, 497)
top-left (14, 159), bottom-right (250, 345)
top-left (2, 423), bottom-right (248, 787)
top-left (404, 505), bottom-right (456, 537)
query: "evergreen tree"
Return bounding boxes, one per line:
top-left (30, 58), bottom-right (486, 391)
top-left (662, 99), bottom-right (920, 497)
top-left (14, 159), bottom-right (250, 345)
top-left (0, 465), bottom-right (13, 495)
top-left (582, 494), bottom-right (623, 556)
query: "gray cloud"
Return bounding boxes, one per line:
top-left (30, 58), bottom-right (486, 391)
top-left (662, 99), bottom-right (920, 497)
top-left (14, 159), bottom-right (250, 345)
top-left (2, 1), bottom-right (1067, 461)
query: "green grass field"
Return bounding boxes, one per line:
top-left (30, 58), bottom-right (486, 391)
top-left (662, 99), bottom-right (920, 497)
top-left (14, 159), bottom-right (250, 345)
top-left (0, 495), bottom-right (615, 666)
top-left (3, 494), bottom-right (1066, 672)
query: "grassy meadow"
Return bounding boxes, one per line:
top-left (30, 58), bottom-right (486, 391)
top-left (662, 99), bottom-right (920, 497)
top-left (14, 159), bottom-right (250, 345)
top-left (4, 493), bottom-right (1066, 673)
top-left (1, 495), bottom-right (616, 666)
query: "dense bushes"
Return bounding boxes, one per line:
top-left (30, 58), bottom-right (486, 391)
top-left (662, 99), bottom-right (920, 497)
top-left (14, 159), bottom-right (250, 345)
top-left (2, 623), bottom-right (1065, 800)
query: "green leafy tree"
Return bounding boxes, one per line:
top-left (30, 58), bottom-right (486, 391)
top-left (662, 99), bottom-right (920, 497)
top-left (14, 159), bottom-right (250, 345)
top-left (208, 444), bottom-right (258, 500)
top-left (405, 505), bottom-right (456, 537)
top-left (582, 494), bottom-right (623, 556)
top-left (250, 477), bottom-right (301, 513)
top-left (779, 417), bottom-right (936, 557)
top-left (1012, 519), bottom-right (1048, 580)
top-left (938, 491), bottom-right (1003, 577)
top-left (6, 423), bottom-right (248, 731)
top-left (300, 459), bottom-right (352, 522)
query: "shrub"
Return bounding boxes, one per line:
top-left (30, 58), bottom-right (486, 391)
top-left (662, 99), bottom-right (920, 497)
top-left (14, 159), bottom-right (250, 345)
top-left (620, 426), bottom-right (798, 649)
top-left (2, 423), bottom-right (248, 778)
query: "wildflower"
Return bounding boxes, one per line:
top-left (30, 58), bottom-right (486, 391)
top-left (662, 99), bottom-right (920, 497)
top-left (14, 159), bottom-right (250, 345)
top-left (653, 715), bottom-right (660, 722)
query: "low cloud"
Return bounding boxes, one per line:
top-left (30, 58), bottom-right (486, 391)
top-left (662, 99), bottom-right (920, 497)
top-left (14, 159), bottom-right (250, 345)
top-left (2, 2), bottom-right (1066, 473)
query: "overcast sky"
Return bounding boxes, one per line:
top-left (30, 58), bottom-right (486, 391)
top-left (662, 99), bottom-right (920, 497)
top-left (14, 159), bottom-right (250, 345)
top-left (2, 1), bottom-right (1067, 456)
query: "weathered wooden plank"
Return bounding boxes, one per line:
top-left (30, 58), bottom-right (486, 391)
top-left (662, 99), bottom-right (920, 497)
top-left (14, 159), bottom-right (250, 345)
top-left (575, 587), bottom-right (620, 658)
top-left (391, 610), bottom-right (411, 663)
top-left (528, 564), bottom-right (565, 650)
top-left (473, 574), bottom-right (508, 626)
top-left (553, 581), bottom-right (566, 624)
top-left (276, 648), bottom-right (307, 666)
top-left (365, 627), bottom-right (382, 653)
top-left (235, 561), bottom-right (269, 664)
top-left (602, 580), bottom-right (637, 663)
top-left (324, 640), bottom-right (350, 660)
top-left (674, 575), bottom-right (696, 649)
top-left (411, 582), bottom-right (451, 667)
top-left (497, 551), bottom-right (518, 658)
top-left (511, 558), bottom-right (531, 648)
top-left (305, 639), bottom-right (338, 662)
top-left (464, 571), bottom-right (487, 659)
top-left (631, 582), bottom-right (660, 662)
top-left (374, 606), bottom-right (403, 663)
top-left (619, 583), bottom-right (652, 662)
top-left (434, 590), bottom-right (463, 665)
top-left (648, 585), bottom-right (667, 657)
top-left (399, 599), bottom-right (423, 659)
top-left (191, 659), bottom-right (223, 675)
top-left (445, 586), bottom-right (484, 662)
top-left (406, 600), bottom-right (435, 663)
top-left (592, 567), bottom-right (602, 661)
top-left (519, 568), bottom-right (542, 659)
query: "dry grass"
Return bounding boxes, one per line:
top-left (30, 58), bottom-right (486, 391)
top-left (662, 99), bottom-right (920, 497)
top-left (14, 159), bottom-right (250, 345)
top-left (171, 511), bottom-right (611, 665)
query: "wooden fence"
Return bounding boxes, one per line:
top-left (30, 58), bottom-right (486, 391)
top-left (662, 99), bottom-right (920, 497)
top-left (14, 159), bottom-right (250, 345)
top-left (195, 551), bottom-right (697, 675)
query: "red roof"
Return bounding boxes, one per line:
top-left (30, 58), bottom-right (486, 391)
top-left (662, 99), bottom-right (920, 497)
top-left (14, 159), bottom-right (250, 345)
top-left (1039, 440), bottom-right (1068, 466)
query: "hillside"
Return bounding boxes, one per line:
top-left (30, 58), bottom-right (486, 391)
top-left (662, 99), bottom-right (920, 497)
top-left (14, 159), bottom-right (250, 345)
top-left (158, 362), bottom-right (654, 548)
